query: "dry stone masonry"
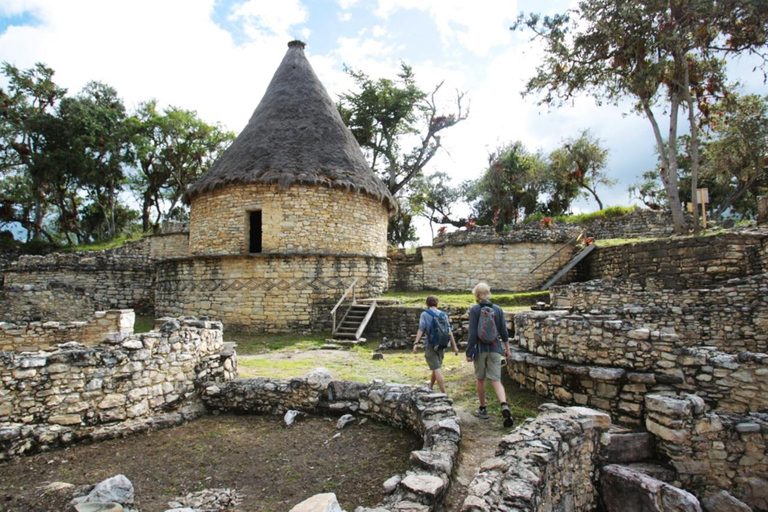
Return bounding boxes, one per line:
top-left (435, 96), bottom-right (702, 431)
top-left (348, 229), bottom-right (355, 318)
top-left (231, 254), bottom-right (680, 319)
top-left (462, 404), bottom-right (612, 512)
top-left (202, 369), bottom-right (460, 512)
top-left (0, 316), bottom-right (236, 459)
top-left (0, 282), bottom-right (97, 322)
top-left (645, 393), bottom-right (768, 509)
top-left (0, 309), bottom-right (134, 351)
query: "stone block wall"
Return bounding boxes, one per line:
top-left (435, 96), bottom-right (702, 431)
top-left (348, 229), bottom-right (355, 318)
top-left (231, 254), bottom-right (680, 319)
top-left (189, 183), bottom-right (389, 258)
top-left (585, 233), bottom-right (766, 289)
top-left (3, 252), bottom-right (154, 313)
top-left (202, 371), bottom-right (461, 512)
top-left (0, 317), bottom-right (236, 459)
top-left (555, 276), bottom-right (768, 353)
top-left (387, 249), bottom-right (425, 291)
top-left (155, 253), bottom-right (388, 333)
top-left (462, 404), bottom-right (612, 511)
top-left (148, 232), bottom-right (189, 260)
top-left (0, 283), bottom-right (97, 323)
top-left (645, 394), bottom-right (768, 509)
top-left (366, 305), bottom-right (514, 345)
top-left (0, 309), bottom-right (134, 351)
top-left (419, 242), bottom-right (579, 292)
top-left (511, 310), bottom-right (768, 422)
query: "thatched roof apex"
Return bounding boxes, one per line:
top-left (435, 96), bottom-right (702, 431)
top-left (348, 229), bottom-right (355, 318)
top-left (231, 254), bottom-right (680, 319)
top-left (184, 41), bottom-right (395, 212)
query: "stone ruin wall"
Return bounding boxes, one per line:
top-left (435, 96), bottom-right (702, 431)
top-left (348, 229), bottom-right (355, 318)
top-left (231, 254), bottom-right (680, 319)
top-left (3, 250), bottom-right (155, 315)
top-left (0, 309), bottom-right (134, 352)
top-left (149, 231), bottom-right (189, 260)
top-left (155, 253), bottom-right (388, 333)
top-left (189, 183), bottom-right (389, 258)
top-left (585, 232), bottom-right (766, 289)
top-left (645, 393), bottom-right (768, 509)
top-left (202, 372), bottom-right (460, 512)
top-left (0, 317), bottom-right (236, 460)
top-left (560, 275), bottom-right (768, 353)
top-left (462, 404), bottom-right (612, 512)
top-left (0, 283), bottom-right (96, 323)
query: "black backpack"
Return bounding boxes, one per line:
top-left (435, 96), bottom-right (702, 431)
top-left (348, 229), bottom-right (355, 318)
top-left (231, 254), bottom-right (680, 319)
top-left (425, 309), bottom-right (451, 348)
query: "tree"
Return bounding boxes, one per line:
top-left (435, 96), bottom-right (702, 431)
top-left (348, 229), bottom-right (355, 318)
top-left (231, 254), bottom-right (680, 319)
top-left (127, 101), bottom-right (234, 233)
top-left (388, 201), bottom-right (419, 248)
top-left (338, 63), bottom-right (468, 197)
top-left (548, 129), bottom-right (613, 210)
top-left (466, 141), bottom-right (547, 231)
top-left (701, 93), bottom-right (768, 219)
top-left (513, 0), bottom-right (768, 234)
top-left (0, 62), bottom-right (66, 241)
top-left (409, 172), bottom-right (466, 241)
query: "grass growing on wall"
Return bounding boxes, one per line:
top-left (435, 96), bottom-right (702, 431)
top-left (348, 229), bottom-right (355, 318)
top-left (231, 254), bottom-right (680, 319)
top-left (524, 205), bottom-right (638, 225)
top-left (380, 290), bottom-right (550, 310)
top-left (59, 232), bottom-right (145, 252)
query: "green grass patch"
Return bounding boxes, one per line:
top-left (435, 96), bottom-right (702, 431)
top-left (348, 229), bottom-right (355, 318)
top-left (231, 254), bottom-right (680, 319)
top-left (60, 232), bottom-right (145, 252)
top-left (134, 315), bottom-right (155, 334)
top-left (224, 332), bottom-right (329, 355)
top-left (380, 290), bottom-right (549, 309)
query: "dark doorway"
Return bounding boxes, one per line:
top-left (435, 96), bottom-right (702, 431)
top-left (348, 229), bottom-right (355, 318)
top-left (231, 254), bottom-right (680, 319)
top-left (249, 211), bottom-right (262, 253)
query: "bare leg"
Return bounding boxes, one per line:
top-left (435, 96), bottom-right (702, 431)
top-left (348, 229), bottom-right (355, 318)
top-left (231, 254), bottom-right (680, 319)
top-left (491, 380), bottom-right (507, 404)
top-left (433, 369), bottom-right (446, 394)
top-left (429, 372), bottom-right (436, 389)
top-left (476, 379), bottom-right (486, 407)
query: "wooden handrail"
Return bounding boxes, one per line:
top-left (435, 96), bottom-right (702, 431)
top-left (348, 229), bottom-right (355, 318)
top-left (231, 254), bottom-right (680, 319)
top-left (331, 278), bottom-right (358, 335)
top-left (530, 228), bottom-right (587, 274)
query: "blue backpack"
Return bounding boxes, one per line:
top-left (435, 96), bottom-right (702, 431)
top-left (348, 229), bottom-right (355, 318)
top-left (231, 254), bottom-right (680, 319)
top-left (425, 310), bottom-right (451, 348)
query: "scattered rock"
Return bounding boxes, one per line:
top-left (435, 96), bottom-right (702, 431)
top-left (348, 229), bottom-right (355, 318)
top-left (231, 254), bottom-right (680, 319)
top-left (167, 488), bottom-right (243, 511)
top-left (284, 410), bottom-right (304, 427)
top-left (337, 414), bottom-right (356, 430)
top-left (701, 491), bottom-right (752, 512)
top-left (289, 492), bottom-right (345, 512)
top-left (70, 475), bottom-right (134, 508)
top-left (372, 353), bottom-right (384, 360)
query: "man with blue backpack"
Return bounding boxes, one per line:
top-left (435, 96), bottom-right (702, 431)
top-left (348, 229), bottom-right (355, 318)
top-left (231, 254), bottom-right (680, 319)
top-left (466, 282), bottom-right (514, 428)
top-left (413, 295), bottom-right (459, 394)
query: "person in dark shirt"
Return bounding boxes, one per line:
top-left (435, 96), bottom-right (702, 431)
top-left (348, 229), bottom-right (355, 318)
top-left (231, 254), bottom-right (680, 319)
top-left (465, 282), bottom-right (514, 427)
top-left (413, 295), bottom-right (459, 394)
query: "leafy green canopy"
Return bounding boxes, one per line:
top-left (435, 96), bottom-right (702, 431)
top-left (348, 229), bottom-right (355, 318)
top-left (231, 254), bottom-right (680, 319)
top-left (513, 0), bottom-right (768, 234)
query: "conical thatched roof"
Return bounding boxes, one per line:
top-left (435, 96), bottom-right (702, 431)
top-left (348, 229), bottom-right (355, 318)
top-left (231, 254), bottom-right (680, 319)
top-left (184, 40), bottom-right (395, 212)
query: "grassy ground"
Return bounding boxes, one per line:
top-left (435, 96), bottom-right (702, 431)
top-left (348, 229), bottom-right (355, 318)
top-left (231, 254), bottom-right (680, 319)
top-left (379, 290), bottom-right (550, 309)
top-left (230, 333), bottom-right (545, 426)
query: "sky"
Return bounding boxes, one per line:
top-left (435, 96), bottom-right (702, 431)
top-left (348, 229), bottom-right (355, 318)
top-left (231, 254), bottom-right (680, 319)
top-left (0, 0), bottom-right (765, 244)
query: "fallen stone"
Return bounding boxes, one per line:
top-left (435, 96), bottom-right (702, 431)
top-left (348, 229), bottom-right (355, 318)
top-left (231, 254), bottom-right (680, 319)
top-left (383, 475), bottom-right (402, 493)
top-left (289, 492), bottom-right (344, 512)
top-left (336, 414), bottom-right (356, 430)
top-left (701, 491), bottom-right (752, 512)
top-left (284, 410), bottom-right (304, 427)
top-left (372, 353), bottom-right (384, 360)
top-left (400, 474), bottom-right (445, 499)
top-left (74, 504), bottom-right (123, 512)
top-left (75, 475), bottom-right (134, 506)
top-left (601, 464), bottom-right (701, 512)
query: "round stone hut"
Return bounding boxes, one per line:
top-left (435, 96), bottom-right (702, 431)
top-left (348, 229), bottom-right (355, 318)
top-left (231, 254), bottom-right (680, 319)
top-left (154, 41), bottom-right (395, 332)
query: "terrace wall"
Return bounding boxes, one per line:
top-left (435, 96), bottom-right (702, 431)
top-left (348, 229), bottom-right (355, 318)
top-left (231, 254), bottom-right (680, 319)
top-left (0, 317), bottom-right (236, 459)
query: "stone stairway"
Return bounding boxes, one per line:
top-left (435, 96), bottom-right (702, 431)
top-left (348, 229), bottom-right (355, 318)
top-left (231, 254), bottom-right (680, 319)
top-left (332, 301), bottom-right (376, 341)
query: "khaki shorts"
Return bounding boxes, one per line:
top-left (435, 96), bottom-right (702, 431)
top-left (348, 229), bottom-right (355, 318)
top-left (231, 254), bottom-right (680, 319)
top-left (424, 345), bottom-right (445, 371)
top-left (474, 351), bottom-right (502, 381)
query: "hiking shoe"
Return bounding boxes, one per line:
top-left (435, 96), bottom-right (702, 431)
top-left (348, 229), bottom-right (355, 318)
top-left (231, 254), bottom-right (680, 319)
top-left (501, 405), bottom-right (514, 428)
top-left (473, 408), bottom-right (489, 420)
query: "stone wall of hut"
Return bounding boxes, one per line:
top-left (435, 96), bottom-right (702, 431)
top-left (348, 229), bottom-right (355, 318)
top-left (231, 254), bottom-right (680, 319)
top-left (148, 231), bottom-right (189, 260)
top-left (155, 253), bottom-right (388, 333)
top-left (188, 184), bottom-right (389, 258)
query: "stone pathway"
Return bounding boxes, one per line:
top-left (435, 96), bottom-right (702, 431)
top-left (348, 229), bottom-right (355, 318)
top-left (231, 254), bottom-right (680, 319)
top-left (439, 405), bottom-right (509, 511)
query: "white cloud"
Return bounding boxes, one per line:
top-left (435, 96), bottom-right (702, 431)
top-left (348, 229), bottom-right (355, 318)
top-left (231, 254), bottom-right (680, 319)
top-left (337, 0), bottom-right (359, 9)
top-left (374, 0), bottom-right (515, 56)
top-left (230, 0), bottom-right (308, 40)
top-left (338, 11), bottom-right (352, 22)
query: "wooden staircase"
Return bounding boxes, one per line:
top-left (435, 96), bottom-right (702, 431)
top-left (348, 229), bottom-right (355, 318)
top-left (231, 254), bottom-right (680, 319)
top-left (330, 279), bottom-right (376, 342)
top-left (540, 243), bottom-right (597, 290)
top-left (333, 301), bottom-right (377, 341)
